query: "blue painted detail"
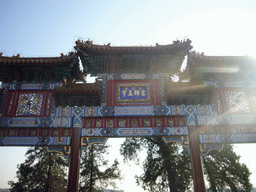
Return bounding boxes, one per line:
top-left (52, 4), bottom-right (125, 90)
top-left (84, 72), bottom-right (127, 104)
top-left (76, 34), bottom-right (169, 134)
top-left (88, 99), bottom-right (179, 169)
top-left (196, 105), bottom-right (212, 115)
top-left (62, 107), bottom-right (72, 116)
top-left (154, 105), bottom-right (168, 116)
top-left (73, 107), bottom-right (83, 116)
top-left (114, 106), bottom-right (154, 116)
top-left (185, 106), bottom-right (196, 126)
top-left (71, 107), bottom-right (83, 127)
top-left (47, 146), bottom-right (64, 152)
top-left (88, 137), bottom-right (108, 144)
top-left (51, 83), bottom-right (62, 89)
top-left (47, 146), bottom-right (71, 157)
top-left (116, 128), bottom-right (154, 137)
top-left (48, 117), bottom-right (54, 127)
top-left (84, 106), bottom-right (98, 117)
top-left (196, 115), bottom-right (218, 125)
top-left (8, 117), bottom-right (41, 127)
top-left (200, 144), bottom-right (223, 155)
top-left (167, 127), bottom-right (188, 135)
top-left (0, 137), bottom-right (5, 145)
top-left (163, 136), bottom-right (184, 143)
top-left (204, 81), bottom-right (218, 88)
top-left (20, 84), bottom-right (41, 90)
top-left (51, 101), bottom-right (57, 115)
top-left (6, 83), bottom-right (62, 90)
top-left (171, 105), bottom-right (185, 115)
top-left (9, 84), bottom-right (16, 90)
top-left (152, 73), bottom-right (159, 79)
top-left (1, 117), bottom-right (10, 127)
top-left (120, 73), bottom-right (146, 80)
top-left (215, 115), bottom-right (229, 125)
top-left (56, 107), bottom-right (61, 117)
top-left (186, 116), bottom-right (196, 126)
top-left (38, 117), bottom-right (53, 127)
top-left (165, 106), bottom-right (171, 115)
top-left (100, 106), bottom-right (114, 116)
top-left (53, 117), bottom-right (72, 127)
top-left (199, 134), bottom-right (256, 144)
top-left (81, 128), bottom-right (101, 137)
top-left (73, 116), bottom-right (82, 127)
top-left (52, 137), bottom-right (71, 145)
top-left (81, 127), bottom-right (188, 137)
top-left (2, 137), bottom-right (39, 145)
top-left (101, 77), bottom-right (107, 104)
top-left (35, 137), bottom-right (53, 145)
top-left (227, 114), bottom-right (256, 124)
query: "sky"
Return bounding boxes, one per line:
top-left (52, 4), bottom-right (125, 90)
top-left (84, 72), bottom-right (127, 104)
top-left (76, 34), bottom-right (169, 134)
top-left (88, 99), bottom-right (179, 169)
top-left (0, 0), bottom-right (256, 190)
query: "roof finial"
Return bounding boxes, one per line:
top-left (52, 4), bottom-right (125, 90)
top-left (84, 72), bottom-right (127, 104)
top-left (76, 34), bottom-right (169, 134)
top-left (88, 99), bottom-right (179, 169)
top-left (86, 39), bottom-right (93, 45)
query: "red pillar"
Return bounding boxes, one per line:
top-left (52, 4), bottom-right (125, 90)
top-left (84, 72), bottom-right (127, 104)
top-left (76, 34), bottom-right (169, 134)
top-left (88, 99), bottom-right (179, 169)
top-left (188, 125), bottom-right (206, 192)
top-left (67, 127), bottom-right (82, 192)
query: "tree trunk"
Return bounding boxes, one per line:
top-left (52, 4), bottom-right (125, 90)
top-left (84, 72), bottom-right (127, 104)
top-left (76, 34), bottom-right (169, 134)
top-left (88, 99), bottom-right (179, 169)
top-left (203, 159), bottom-right (217, 192)
top-left (207, 169), bottom-right (218, 192)
top-left (159, 137), bottom-right (179, 192)
top-left (166, 164), bottom-right (178, 192)
top-left (45, 152), bottom-right (52, 192)
top-left (89, 145), bottom-right (94, 192)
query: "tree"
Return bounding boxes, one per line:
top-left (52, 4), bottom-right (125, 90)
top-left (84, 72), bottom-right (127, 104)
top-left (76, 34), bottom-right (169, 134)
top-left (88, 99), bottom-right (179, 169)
top-left (203, 144), bottom-right (252, 192)
top-left (120, 137), bottom-right (192, 192)
top-left (79, 143), bottom-right (122, 192)
top-left (120, 137), bottom-right (252, 192)
top-left (8, 146), bottom-right (68, 192)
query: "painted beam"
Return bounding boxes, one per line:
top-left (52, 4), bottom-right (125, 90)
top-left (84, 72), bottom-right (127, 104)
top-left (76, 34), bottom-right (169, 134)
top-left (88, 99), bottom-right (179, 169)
top-left (200, 133), bottom-right (256, 144)
top-left (0, 136), bottom-right (71, 146)
top-left (81, 127), bottom-right (188, 137)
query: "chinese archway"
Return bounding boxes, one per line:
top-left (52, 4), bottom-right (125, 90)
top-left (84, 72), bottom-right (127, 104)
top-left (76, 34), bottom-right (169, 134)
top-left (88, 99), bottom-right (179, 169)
top-left (1, 39), bottom-right (256, 192)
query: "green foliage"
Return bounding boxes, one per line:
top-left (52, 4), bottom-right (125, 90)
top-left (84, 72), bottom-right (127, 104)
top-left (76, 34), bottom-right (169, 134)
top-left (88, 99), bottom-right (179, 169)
top-left (203, 144), bottom-right (252, 192)
top-left (120, 137), bottom-right (252, 192)
top-left (79, 144), bottom-right (122, 192)
top-left (8, 146), bottom-right (68, 192)
top-left (120, 137), bottom-right (192, 192)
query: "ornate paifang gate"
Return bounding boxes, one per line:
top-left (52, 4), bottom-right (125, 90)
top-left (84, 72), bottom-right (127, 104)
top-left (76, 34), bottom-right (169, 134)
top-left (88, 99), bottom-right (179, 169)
top-left (1, 40), bottom-right (256, 192)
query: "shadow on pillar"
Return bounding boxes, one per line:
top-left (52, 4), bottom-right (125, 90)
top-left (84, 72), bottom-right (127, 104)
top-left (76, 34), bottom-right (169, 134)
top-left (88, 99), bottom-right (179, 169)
top-left (67, 127), bottom-right (82, 192)
top-left (188, 125), bottom-right (206, 192)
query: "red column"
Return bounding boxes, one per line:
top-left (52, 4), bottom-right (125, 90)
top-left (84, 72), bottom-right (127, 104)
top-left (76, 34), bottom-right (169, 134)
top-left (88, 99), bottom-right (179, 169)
top-left (188, 125), bottom-right (206, 192)
top-left (67, 127), bottom-right (82, 192)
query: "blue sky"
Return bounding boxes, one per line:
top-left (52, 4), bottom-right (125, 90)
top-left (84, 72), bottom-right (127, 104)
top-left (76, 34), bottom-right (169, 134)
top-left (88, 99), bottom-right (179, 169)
top-left (1, 0), bottom-right (256, 57)
top-left (0, 0), bottom-right (256, 190)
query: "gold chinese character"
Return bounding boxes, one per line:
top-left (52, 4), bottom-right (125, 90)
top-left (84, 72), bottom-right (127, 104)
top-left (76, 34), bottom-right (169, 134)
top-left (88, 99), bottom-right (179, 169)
top-left (122, 88), bottom-right (128, 97)
top-left (141, 89), bottom-right (146, 96)
top-left (128, 90), bottom-right (133, 96)
top-left (134, 90), bottom-right (140, 96)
